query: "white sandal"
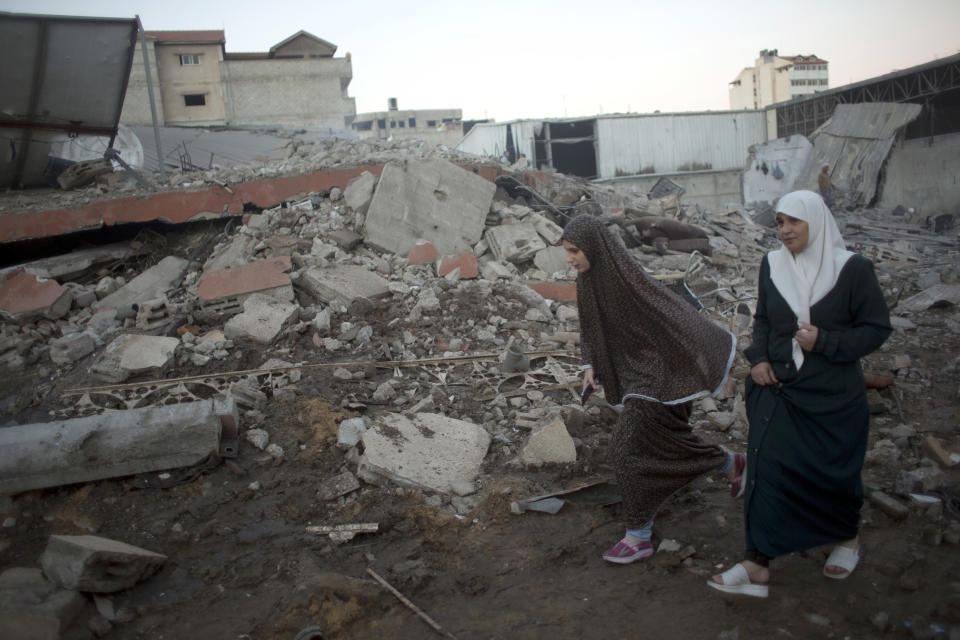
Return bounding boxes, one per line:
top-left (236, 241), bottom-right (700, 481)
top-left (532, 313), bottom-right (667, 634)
top-left (823, 545), bottom-right (860, 580)
top-left (707, 563), bottom-right (769, 598)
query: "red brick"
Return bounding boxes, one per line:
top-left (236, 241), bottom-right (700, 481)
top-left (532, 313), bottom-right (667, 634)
top-left (528, 281), bottom-right (577, 302)
top-left (197, 257), bottom-right (292, 301)
top-left (407, 242), bottom-right (439, 266)
top-left (0, 269), bottom-right (71, 317)
top-left (437, 253), bottom-right (478, 279)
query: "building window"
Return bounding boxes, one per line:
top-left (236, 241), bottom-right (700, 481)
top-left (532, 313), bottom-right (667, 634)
top-left (427, 120), bottom-right (437, 127)
top-left (355, 120), bottom-right (373, 131)
top-left (179, 54), bottom-right (200, 66)
top-left (184, 94), bottom-right (206, 107)
top-left (408, 117), bottom-right (416, 128)
top-left (390, 121), bottom-right (396, 128)
top-left (819, 79), bottom-right (828, 85)
top-left (398, 120), bottom-right (405, 128)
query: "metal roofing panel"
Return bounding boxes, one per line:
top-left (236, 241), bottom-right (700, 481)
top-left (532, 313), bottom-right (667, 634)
top-left (821, 102), bottom-right (922, 139)
top-left (0, 12), bottom-right (138, 188)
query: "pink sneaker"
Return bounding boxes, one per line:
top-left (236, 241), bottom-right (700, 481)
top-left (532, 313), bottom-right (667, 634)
top-left (602, 538), bottom-right (653, 564)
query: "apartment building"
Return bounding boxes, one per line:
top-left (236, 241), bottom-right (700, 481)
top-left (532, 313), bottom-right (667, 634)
top-left (729, 49), bottom-right (829, 110)
top-left (352, 99), bottom-right (464, 146)
top-left (121, 29), bottom-right (356, 130)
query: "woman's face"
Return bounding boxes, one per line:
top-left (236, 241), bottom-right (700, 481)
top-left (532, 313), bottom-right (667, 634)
top-left (776, 213), bottom-right (809, 254)
top-left (561, 240), bottom-right (591, 273)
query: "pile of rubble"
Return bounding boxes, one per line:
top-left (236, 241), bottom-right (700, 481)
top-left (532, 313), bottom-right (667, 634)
top-left (0, 140), bottom-right (958, 637)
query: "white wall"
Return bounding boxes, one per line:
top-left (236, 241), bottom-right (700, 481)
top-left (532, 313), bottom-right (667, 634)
top-left (742, 135), bottom-right (813, 206)
top-left (879, 133), bottom-right (960, 216)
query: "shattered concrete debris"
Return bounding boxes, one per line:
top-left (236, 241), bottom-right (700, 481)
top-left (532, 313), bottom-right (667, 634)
top-left (90, 333), bottom-right (179, 383)
top-left (486, 223), bottom-right (547, 264)
top-left (197, 256), bottom-right (294, 319)
top-left (0, 269), bottom-right (72, 322)
top-left (0, 567), bottom-right (88, 640)
top-left (359, 412), bottom-right (491, 494)
top-left (94, 255), bottom-right (188, 312)
top-left (223, 292), bottom-right (299, 344)
top-left (40, 534), bottom-right (166, 593)
top-left (521, 413), bottom-right (577, 466)
top-left (298, 264), bottom-right (390, 307)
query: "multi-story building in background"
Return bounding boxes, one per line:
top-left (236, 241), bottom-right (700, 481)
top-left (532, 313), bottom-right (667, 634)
top-left (729, 49), bottom-right (829, 110)
top-left (352, 99), bottom-right (464, 146)
top-left (121, 29), bottom-right (356, 131)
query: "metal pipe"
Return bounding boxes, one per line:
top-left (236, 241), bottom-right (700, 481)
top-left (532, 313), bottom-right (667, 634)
top-left (137, 16), bottom-right (165, 181)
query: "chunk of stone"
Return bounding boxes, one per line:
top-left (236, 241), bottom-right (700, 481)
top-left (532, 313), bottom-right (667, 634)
top-left (95, 256), bottom-right (188, 312)
top-left (344, 170), bottom-right (378, 215)
top-left (338, 417), bottom-right (368, 449)
top-left (359, 412), bottom-right (491, 494)
top-left (40, 534), bottom-right (166, 593)
top-left (521, 414), bottom-right (577, 465)
top-left (533, 246), bottom-right (570, 275)
top-left (0, 269), bottom-right (73, 322)
top-left (245, 428), bottom-right (270, 450)
top-left (896, 284), bottom-right (960, 313)
top-left (223, 293), bottom-right (299, 343)
top-left (90, 334), bottom-right (179, 383)
top-left (529, 212), bottom-right (564, 244)
top-left (486, 223), bottom-right (547, 264)
top-left (49, 332), bottom-right (96, 365)
top-left (299, 264), bottom-right (390, 306)
top-left (0, 567), bottom-right (87, 640)
top-left (317, 471), bottom-right (360, 501)
top-left (868, 490), bottom-right (909, 521)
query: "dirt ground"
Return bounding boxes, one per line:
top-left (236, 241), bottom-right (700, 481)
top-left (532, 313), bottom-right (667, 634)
top-left (2, 224), bottom-right (960, 640)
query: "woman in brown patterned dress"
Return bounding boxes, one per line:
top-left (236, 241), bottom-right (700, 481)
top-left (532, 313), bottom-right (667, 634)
top-left (560, 214), bottom-right (742, 563)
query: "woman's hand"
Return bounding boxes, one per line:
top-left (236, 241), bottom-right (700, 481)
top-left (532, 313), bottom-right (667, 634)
top-left (750, 362), bottom-right (778, 386)
top-left (795, 322), bottom-right (819, 352)
top-left (583, 368), bottom-right (598, 391)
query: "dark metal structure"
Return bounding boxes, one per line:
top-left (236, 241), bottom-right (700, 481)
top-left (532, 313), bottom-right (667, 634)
top-left (0, 12), bottom-right (139, 188)
top-left (774, 53), bottom-right (960, 139)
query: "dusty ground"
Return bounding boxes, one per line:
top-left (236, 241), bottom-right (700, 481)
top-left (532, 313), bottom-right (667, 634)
top-left (2, 206), bottom-right (959, 640)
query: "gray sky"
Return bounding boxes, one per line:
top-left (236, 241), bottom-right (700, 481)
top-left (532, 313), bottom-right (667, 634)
top-left (4, 0), bottom-right (959, 121)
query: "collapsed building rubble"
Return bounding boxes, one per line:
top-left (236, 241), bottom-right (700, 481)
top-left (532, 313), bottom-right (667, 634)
top-left (0, 134), bottom-right (958, 639)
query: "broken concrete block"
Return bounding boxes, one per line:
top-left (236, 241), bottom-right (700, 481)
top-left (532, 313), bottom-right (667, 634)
top-left (0, 567), bottom-right (88, 640)
top-left (868, 490), bottom-right (909, 521)
top-left (223, 293), bottom-right (299, 344)
top-left (344, 170), bottom-right (378, 215)
top-left (364, 159), bottom-right (495, 256)
top-left (41, 535), bottom-right (166, 593)
top-left (529, 212), bottom-right (563, 244)
top-left (897, 284), bottom-right (960, 313)
top-left (359, 412), bottom-right (491, 494)
top-left (921, 435), bottom-right (956, 468)
top-left (317, 471), bottom-right (360, 501)
top-left (204, 234), bottom-right (259, 272)
top-left (338, 417), bottom-right (367, 450)
top-left (95, 256), bottom-right (188, 312)
top-left (90, 333), bottom-right (179, 383)
top-left (486, 223), bottom-right (547, 264)
top-left (437, 253), bottom-right (479, 280)
top-left (245, 428), bottom-right (270, 450)
top-left (49, 332), bottom-right (97, 366)
top-left (329, 229), bottom-right (363, 251)
top-left (479, 259), bottom-right (513, 280)
top-left (134, 297), bottom-right (173, 332)
top-left (533, 246), bottom-right (570, 275)
top-left (0, 269), bottom-right (73, 323)
top-left (521, 414), bottom-right (577, 465)
top-left (0, 397), bottom-right (236, 494)
top-left (198, 257), bottom-right (294, 320)
top-left (298, 264), bottom-right (390, 307)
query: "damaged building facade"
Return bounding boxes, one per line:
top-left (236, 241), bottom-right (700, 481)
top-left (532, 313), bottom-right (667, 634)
top-left (729, 49), bottom-right (829, 110)
top-left (352, 99), bottom-right (464, 147)
top-left (121, 29), bottom-right (356, 130)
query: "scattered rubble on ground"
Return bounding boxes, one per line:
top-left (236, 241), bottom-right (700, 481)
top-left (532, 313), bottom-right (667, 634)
top-left (0, 136), bottom-right (958, 639)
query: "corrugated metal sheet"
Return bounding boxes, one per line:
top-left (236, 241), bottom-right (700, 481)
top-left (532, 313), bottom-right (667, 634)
top-left (456, 112), bottom-right (766, 179)
top-left (820, 102), bottom-right (922, 139)
top-left (0, 12), bottom-right (139, 188)
top-left (797, 102), bottom-right (922, 206)
top-left (596, 112), bottom-right (766, 178)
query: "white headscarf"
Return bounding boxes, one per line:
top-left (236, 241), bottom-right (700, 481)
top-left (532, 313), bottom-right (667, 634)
top-left (768, 190), bottom-right (853, 370)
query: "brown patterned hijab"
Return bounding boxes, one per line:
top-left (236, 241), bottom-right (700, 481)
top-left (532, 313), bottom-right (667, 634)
top-left (561, 214), bottom-right (734, 405)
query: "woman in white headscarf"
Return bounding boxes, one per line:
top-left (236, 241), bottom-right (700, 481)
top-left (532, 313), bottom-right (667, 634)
top-left (708, 190), bottom-right (892, 598)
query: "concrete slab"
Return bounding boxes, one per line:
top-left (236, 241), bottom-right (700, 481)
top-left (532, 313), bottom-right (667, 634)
top-left (359, 412), bottom-right (491, 494)
top-left (533, 246), bottom-right (570, 275)
top-left (742, 135), bottom-right (813, 206)
top-left (223, 293), bottom-right (299, 343)
top-left (530, 212), bottom-right (563, 244)
top-left (486, 223), bottom-right (546, 264)
top-left (90, 334), bottom-right (179, 383)
top-left (897, 283), bottom-right (960, 313)
top-left (0, 567), bottom-right (87, 640)
top-left (49, 332), bottom-right (97, 365)
top-left (298, 264), bottom-right (390, 306)
top-left (0, 397), bottom-right (236, 494)
top-left (198, 257), bottom-right (294, 319)
top-left (94, 255), bottom-right (188, 312)
top-left (204, 233), bottom-right (259, 272)
top-left (0, 241), bottom-right (130, 282)
top-left (0, 269), bottom-right (73, 322)
top-left (41, 534), bottom-right (166, 593)
top-left (363, 159), bottom-right (496, 256)
top-left (344, 170), bottom-right (378, 215)
top-left (521, 414), bottom-right (577, 465)
top-left (0, 165), bottom-right (386, 245)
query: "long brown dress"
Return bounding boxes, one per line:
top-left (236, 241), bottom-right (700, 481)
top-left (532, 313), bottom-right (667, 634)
top-left (561, 214), bottom-right (736, 527)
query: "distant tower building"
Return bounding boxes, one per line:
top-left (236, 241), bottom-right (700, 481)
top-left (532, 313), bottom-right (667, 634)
top-left (729, 49), bottom-right (829, 110)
